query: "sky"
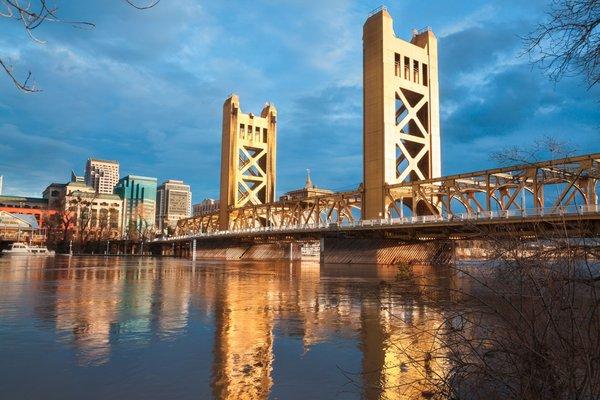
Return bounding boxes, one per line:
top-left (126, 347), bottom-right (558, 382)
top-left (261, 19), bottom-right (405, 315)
top-left (0, 0), bottom-right (598, 202)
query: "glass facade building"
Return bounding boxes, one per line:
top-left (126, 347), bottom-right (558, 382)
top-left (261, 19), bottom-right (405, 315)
top-left (115, 175), bottom-right (157, 237)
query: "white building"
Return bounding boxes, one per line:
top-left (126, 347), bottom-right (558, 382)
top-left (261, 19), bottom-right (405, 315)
top-left (84, 158), bottom-right (120, 194)
top-left (43, 178), bottom-right (124, 239)
top-left (156, 179), bottom-right (192, 232)
top-left (193, 198), bottom-right (219, 216)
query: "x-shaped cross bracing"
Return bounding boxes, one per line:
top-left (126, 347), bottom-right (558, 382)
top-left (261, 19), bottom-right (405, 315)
top-left (237, 145), bottom-right (268, 207)
top-left (395, 88), bottom-right (430, 183)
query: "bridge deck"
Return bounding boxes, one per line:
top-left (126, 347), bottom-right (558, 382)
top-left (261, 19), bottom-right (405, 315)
top-left (157, 205), bottom-right (600, 244)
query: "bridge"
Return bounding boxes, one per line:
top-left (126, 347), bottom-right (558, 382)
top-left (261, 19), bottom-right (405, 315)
top-left (152, 8), bottom-right (600, 263)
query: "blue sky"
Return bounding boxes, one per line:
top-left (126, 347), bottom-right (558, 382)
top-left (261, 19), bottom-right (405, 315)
top-left (1, 0), bottom-right (598, 202)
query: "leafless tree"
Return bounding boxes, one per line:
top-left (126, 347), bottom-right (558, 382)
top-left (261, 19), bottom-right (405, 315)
top-left (125, 202), bottom-right (154, 241)
top-left (490, 135), bottom-right (578, 166)
top-left (345, 145), bottom-right (600, 399)
top-left (0, 0), bottom-right (159, 92)
top-left (339, 221), bottom-right (599, 399)
top-left (524, 0), bottom-right (600, 88)
top-left (436, 223), bottom-right (599, 399)
top-left (44, 197), bottom-right (77, 245)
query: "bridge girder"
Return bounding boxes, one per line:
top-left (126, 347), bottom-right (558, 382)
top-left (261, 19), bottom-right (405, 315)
top-left (177, 153), bottom-right (600, 236)
top-left (385, 153), bottom-right (600, 218)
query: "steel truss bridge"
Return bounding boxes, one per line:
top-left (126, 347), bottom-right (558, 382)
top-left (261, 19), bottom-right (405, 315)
top-left (166, 153), bottom-right (600, 243)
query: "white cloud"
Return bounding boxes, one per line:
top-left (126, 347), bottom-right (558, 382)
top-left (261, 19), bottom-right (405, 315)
top-left (438, 4), bottom-right (497, 38)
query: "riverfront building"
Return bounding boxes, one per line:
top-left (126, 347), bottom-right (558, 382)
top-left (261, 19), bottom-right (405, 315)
top-left (0, 211), bottom-right (44, 243)
top-left (279, 170), bottom-right (333, 201)
top-left (114, 175), bottom-right (157, 238)
top-left (193, 198), bottom-right (219, 217)
top-left (0, 195), bottom-right (52, 229)
top-left (43, 176), bottom-right (123, 238)
top-left (156, 180), bottom-right (191, 233)
top-left (84, 158), bottom-right (120, 194)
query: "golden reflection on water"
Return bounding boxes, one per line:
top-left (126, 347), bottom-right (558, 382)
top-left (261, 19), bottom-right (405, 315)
top-left (0, 256), bottom-right (455, 399)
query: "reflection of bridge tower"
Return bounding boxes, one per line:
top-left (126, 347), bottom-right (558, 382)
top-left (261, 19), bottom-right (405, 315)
top-left (211, 275), bottom-right (275, 399)
top-left (363, 8), bottom-right (441, 219)
top-left (360, 297), bottom-right (447, 399)
top-left (219, 94), bottom-right (277, 230)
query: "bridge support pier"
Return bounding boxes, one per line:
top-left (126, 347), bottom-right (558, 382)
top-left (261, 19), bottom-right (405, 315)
top-left (158, 236), bottom-right (452, 265)
top-left (321, 237), bottom-right (451, 265)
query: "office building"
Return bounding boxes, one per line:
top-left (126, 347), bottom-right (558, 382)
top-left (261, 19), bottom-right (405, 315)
top-left (156, 180), bottom-right (191, 232)
top-left (70, 170), bottom-right (85, 183)
top-left (84, 158), bottom-right (120, 194)
top-left (114, 175), bottom-right (157, 237)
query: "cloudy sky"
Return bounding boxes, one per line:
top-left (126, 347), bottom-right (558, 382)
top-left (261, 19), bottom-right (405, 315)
top-left (1, 0), bottom-right (598, 201)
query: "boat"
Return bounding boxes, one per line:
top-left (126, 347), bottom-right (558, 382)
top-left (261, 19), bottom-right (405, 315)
top-left (2, 242), bottom-right (55, 256)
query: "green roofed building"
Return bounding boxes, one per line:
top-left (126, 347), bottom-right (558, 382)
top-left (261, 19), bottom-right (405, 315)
top-left (115, 175), bottom-right (157, 238)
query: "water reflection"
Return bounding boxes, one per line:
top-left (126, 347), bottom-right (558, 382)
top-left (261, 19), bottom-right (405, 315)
top-left (0, 256), bottom-right (456, 399)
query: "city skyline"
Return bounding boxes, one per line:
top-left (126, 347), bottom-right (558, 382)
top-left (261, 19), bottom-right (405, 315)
top-left (1, 0), bottom-right (599, 203)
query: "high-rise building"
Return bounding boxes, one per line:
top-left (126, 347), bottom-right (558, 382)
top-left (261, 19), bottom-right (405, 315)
top-left (0, 175), bottom-right (3, 195)
top-left (114, 175), bottom-right (157, 237)
top-left (70, 170), bottom-right (85, 183)
top-left (84, 158), bottom-right (120, 194)
top-left (156, 180), bottom-right (191, 233)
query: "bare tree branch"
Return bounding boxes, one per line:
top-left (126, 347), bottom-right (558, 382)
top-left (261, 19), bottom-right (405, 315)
top-left (524, 0), bottom-right (600, 88)
top-left (0, 0), bottom-right (158, 92)
top-left (490, 135), bottom-right (578, 166)
top-left (124, 0), bottom-right (160, 10)
top-left (0, 57), bottom-right (39, 92)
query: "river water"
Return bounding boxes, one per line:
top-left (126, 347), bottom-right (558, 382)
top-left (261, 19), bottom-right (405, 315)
top-left (0, 256), bottom-right (457, 400)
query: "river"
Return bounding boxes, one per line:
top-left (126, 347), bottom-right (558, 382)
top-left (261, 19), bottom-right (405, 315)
top-left (0, 255), bottom-right (463, 399)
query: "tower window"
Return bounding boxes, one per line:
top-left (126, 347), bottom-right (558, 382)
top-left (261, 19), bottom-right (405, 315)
top-left (423, 64), bottom-right (428, 86)
top-left (413, 60), bottom-right (419, 84)
top-left (404, 57), bottom-right (410, 80)
top-left (395, 53), bottom-right (401, 77)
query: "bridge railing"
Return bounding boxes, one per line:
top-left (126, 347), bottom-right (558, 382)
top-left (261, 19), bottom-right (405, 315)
top-left (155, 204), bottom-right (600, 242)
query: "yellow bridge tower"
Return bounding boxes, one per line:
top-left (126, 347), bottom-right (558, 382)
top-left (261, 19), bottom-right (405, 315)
top-left (219, 94), bottom-right (277, 230)
top-left (363, 7), bottom-right (441, 219)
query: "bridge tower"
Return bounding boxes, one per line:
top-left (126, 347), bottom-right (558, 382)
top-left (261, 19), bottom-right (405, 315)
top-left (362, 8), bottom-right (441, 219)
top-left (219, 94), bottom-right (277, 230)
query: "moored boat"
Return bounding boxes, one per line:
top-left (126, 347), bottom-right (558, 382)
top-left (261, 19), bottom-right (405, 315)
top-left (1, 242), bottom-right (55, 256)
